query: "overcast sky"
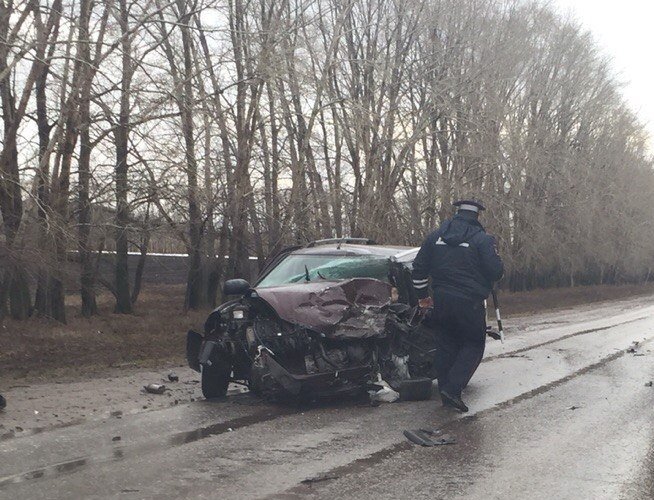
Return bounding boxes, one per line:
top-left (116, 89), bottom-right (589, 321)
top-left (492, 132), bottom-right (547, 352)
top-left (551, 0), bottom-right (654, 147)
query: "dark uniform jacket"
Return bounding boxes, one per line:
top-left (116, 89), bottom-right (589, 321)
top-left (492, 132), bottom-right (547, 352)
top-left (412, 212), bottom-right (504, 301)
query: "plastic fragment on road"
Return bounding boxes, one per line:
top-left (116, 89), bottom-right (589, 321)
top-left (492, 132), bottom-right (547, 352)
top-left (404, 428), bottom-right (456, 447)
top-left (368, 376), bottom-right (400, 403)
top-left (144, 383), bottom-right (166, 395)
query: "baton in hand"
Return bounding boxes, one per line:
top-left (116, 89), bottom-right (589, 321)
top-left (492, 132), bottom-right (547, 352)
top-left (491, 289), bottom-right (504, 343)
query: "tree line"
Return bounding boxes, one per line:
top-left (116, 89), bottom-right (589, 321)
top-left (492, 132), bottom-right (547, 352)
top-left (1, 0), bottom-right (653, 322)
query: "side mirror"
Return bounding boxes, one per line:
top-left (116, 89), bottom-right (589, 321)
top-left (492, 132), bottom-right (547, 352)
top-left (223, 278), bottom-right (251, 296)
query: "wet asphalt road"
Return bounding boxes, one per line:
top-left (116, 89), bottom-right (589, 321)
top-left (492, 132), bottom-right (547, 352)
top-left (2, 299), bottom-right (654, 499)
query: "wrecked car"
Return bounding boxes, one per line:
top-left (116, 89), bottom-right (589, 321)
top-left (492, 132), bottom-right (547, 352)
top-left (186, 238), bottom-right (442, 401)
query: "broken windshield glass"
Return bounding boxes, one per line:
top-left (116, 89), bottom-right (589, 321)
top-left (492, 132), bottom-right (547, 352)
top-left (256, 255), bottom-right (390, 288)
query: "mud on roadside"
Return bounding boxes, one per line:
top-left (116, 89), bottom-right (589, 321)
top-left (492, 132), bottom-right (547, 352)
top-left (0, 365), bottom-right (249, 440)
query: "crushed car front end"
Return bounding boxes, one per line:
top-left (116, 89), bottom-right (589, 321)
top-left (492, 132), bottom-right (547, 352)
top-left (186, 241), bottom-right (436, 401)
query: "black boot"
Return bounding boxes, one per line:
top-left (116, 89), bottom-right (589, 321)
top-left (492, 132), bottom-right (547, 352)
top-left (440, 389), bottom-right (468, 413)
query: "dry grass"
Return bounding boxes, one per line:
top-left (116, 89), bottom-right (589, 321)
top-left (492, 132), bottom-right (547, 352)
top-left (2, 282), bottom-right (654, 382)
top-left (500, 282), bottom-right (654, 316)
top-left (0, 285), bottom-right (207, 381)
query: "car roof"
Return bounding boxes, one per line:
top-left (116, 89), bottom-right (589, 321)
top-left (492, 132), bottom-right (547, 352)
top-left (290, 243), bottom-right (418, 259)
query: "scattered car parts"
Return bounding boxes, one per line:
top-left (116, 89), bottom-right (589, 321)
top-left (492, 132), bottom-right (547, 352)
top-left (144, 384), bottom-right (166, 395)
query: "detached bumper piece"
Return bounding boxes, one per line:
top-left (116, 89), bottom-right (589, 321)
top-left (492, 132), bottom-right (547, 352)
top-left (262, 351), bottom-right (371, 398)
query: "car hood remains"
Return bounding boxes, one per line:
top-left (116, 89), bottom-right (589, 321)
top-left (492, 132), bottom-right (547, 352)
top-left (254, 278), bottom-right (393, 340)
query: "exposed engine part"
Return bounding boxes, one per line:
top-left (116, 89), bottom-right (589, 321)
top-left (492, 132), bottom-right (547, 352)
top-left (253, 317), bottom-right (311, 357)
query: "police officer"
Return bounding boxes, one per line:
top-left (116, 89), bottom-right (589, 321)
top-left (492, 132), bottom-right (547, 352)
top-left (412, 199), bottom-right (504, 412)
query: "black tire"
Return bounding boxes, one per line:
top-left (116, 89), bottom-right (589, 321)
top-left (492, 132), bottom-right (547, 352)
top-left (201, 355), bottom-right (231, 399)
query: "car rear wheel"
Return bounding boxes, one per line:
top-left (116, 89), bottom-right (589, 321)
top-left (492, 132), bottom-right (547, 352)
top-left (201, 355), bottom-right (231, 398)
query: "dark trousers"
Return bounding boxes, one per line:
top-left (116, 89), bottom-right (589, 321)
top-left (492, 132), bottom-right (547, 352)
top-left (429, 293), bottom-right (486, 397)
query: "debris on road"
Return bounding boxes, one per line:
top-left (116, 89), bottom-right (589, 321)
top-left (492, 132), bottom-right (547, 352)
top-left (645, 381), bottom-right (653, 387)
top-left (0, 395), bottom-right (6, 410)
top-left (404, 428), bottom-right (456, 447)
top-left (368, 378), bottom-right (400, 404)
top-left (144, 384), bottom-right (166, 395)
top-left (568, 405), bottom-right (582, 410)
top-left (394, 377), bottom-right (433, 401)
top-left (112, 436), bottom-right (121, 442)
top-left (627, 341), bottom-right (640, 354)
top-left (167, 373), bottom-right (179, 382)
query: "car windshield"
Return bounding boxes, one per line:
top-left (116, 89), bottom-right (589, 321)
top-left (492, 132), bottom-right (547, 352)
top-left (256, 254), bottom-right (390, 287)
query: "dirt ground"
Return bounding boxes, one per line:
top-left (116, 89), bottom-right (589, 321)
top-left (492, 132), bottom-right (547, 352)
top-left (2, 282), bottom-right (654, 385)
top-left (0, 285), bottom-right (208, 384)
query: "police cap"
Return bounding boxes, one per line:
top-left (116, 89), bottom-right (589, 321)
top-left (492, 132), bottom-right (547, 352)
top-left (453, 199), bottom-right (486, 213)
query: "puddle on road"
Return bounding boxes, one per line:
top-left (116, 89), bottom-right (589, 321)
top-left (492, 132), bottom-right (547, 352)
top-left (0, 418), bottom-right (86, 442)
top-left (169, 409), bottom-right (296, 446)
top-left (0, 458), bottom-right (88, 488)
top-left (483, 316), bottom-right (647, 363)
top-left (0, 407), bottom-right (296, 489)
top-left (277, 341), bottom-right (650, 498)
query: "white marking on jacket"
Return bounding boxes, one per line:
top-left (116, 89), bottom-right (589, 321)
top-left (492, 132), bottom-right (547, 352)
top-left (435, 237), bottom-right (469, 248)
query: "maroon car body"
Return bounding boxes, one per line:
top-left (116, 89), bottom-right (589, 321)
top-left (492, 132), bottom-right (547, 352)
top-left (186, 239), bottom-right (438, 400)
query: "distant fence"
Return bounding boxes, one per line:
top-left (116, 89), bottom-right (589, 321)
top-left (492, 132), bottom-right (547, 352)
top-left (67, 252), bottom-right (262, 291)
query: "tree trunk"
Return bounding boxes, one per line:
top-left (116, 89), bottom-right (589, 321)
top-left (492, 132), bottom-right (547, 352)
top-left (114, 0), bottom-right (133, 314)
top-left (77, 0), bottom-right (97, 317)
